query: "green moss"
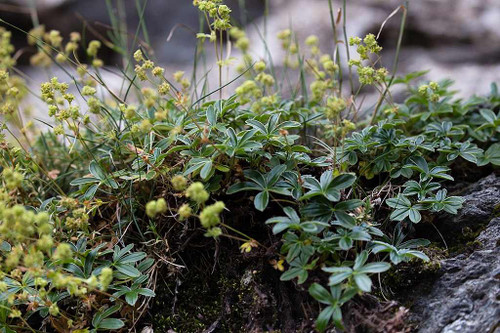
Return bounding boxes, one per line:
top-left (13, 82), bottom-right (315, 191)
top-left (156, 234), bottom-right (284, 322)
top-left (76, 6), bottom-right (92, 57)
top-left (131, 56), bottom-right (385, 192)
top-left (381, 244), bottom-right (446, 304)
top-left (150, 267), bottom-right (265, 332)
top-left (493, 203), bottom-right (500, 217)
top-left (448, 226), bottom-right (484, 255)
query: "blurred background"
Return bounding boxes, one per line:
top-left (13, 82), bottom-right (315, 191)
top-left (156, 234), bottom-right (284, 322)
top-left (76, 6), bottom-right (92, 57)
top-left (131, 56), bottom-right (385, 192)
top-left (1, 0), bottom-right (500, 97)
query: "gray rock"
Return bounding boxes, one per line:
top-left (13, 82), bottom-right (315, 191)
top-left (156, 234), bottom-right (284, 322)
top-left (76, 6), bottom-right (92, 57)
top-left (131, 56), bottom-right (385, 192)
top-left (448, 174), bottom-right (500, 228)
top-left (412, 217), bottom-right (500, 332)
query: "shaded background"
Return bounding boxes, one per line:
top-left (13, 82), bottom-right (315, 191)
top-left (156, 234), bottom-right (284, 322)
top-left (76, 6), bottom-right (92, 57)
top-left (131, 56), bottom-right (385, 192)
top-left (2, 0), bottom-right (500, 97)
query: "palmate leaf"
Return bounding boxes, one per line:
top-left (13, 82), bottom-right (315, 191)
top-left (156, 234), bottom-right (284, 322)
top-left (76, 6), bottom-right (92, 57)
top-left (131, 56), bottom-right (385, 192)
top-left (301, 171), bottom-right (356, 202)
top-left (308, 283), bottom-right (356, 331)
top-left (478, 143), bottom-right (500, 166)
top-left (386, 194), bottom-right (423, 223)
top-left (445, 141), bottom-right (483, 164)
top-left (265, 207), bottom-right (327, 234)
top-left (280, 253), bottom-right (317, 284)
top-left (227, 165), bottom-right (291, 211)
top-left (324, 251), bottom-right (391, 292)
top-left (372, 240), bottom-right (430, 264)
top-left (420, 189), bottom-right (465, 214)
top-left (301, 199), bottom-right (363, 223)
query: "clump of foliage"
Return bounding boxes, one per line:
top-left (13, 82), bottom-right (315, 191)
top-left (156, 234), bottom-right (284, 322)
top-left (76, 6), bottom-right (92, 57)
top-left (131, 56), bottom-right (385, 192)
top-left (0, 0), bottom-right (499, 331)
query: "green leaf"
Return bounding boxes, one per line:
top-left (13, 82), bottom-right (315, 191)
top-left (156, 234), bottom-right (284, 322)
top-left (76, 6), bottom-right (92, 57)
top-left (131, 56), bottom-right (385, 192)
top-left (226, 182), bottom-right (262, 194)
top-left (83, 184), bottom-right (99, 200)
top-left (323, 266), bottom-right (352, 286)
top-left (98, 318), bottom-right (125, 330)
top-left (206, 105), bottom-right (217, 125)
top-left (254, 191), bottom-right (269, 211)
top-left (353, 251), bottom-right (368, 270)
top-left (339, 237), bottom-right (353, 250)
top-left (479, 108), bottom-right (496, 123)
top-left (89, 161), bottom-right (107, 181)
top-left (119, 252), bottom-right (146, 264)
top-left (481, 143), bottom-right (500, 166)
top-left (330, 173), bottom-right (356, 190)
top-left (334, 199), bottom-right (364, 211)
top-left (70, 177), bottom-right (100, 186)
top-left (309, 283), bottom-right (333, 305)
top-left (99, 304), bottom-right (121, 319)
top-left (0, 241), bottom-right (11, 252)
top-left (408, 208), bottom-right (422, 223)
top-left (357, 262), bottom-right (391, 274)
top-left (265, 164), bottom-right (287, 185)
top-left (125, 290), bottom-right (139, 305)
top-left (114, 263), bottom-right (141, 278)
top-left (353, 273), bottom-right (372, 292)
top-left (137, 288), bottom-right (156, 297)
top-left (316, 306), bottom-right (335, 332)
top-left (200, 160), bottom-right (213, 180)
top-left (280, 267), bottom-right (303, 281)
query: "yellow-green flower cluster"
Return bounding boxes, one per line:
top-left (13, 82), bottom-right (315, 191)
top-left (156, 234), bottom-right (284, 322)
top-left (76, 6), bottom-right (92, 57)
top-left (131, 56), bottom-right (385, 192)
top-left (199, 201), bottom-right (225, 237)
top-left (1, 168), bottom-right (23, 190)
top-left (120, 103), bottom-right (137, 119)
top-left (418, 81), bottom-right (441, 102)
top-left (141, 87), bottom-right (158, 108)
top-left (173, 71), bottom-right (190, 90)
top-left (81, 85), bottom-right (96, 96)
top-left (133, 49), bottom-right (169, 97)
top-left (145, 198), bottom-right (167, 218)
top-left (325, 97), bottom-right (347, 120)
top-left (230, 27), bottom-right (249, 52)
top-left (0, 31), bottom-right (29, 117)
top-left (356, 66), bottom-right (388, 85)
top-left (185, 182), bottom-right (209, 204)
top-left (310, 80), bottom-right (329, 102)
top-left (85, 40), bottom-right (104, 67)
top-left (199, 201), bottom-right (225, 228)
top-left (341, 119), bottom-right (356, 133)
top-left (305, 35), bottom-right (320, 55)
top-left (321, 55), bottom-right (338, 74)
top-left (277, 29), bottom-right (299, 69)
top-left (171, 175), bottom-right (188, 191)
top-left (349, 33), bottom-right (382, 60)
top-left (158, 82), bottom-right (171, 95)
top-left (0, 205), bottom-right (39, 241)
top-left (27, 26), bottom-right (90, 67)
top-left (0, 28), bottom-right (15, 69)
top-left (98, 267), bottom-right (113, 291)
top-left (64, 208), bottom-right (90, 231)
top-left (235, 80), bottom-right (262, 104)
top-left (178, 203), bottom-right (192, 220)
top-left (41, 77), bottom-right (81, 122)
top-left (0, 70), bottom-right (27, 116)
top-left (194, 0), bottom-right (232, 31)
top-left (230, 27), bottom-right (254, 74)
top-left (255, 73), bottom-right (275, 87)
top-left (277, 29), bottom-right (292, 49)
top-left (348, 34), bottom-right (389, 86)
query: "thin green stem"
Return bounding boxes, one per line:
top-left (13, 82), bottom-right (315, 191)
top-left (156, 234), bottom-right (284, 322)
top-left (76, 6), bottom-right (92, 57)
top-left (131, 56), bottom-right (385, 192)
top-left (371, 1), bottom-right (409, 124)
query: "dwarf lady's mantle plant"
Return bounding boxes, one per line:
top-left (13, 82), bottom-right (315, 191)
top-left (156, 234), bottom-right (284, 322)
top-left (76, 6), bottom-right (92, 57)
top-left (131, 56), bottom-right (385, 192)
top-left (0, 0), bottom-right (499, 331)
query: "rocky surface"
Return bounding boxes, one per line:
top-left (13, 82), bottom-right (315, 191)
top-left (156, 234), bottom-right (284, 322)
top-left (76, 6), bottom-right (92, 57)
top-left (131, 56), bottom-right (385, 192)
top-left (411, 217), bottom-right (500, 332)
top-left (453, 174), bottom-right (500, 225)
top-left (410, 174), bottom-right (500, 333)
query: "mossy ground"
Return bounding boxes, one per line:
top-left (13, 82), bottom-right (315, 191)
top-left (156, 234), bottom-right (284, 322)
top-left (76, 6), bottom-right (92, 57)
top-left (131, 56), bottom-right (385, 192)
top-left (148, 235), bottom-right (308, 332)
